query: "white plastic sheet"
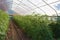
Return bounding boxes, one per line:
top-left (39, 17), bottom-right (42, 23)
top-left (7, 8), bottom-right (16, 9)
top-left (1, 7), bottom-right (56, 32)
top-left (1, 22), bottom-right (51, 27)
top-left (11, 0), bottom-right (60, 16)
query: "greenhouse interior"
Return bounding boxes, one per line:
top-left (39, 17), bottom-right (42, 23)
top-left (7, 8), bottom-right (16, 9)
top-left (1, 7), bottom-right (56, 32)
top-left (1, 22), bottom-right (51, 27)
top-left (0, 0), bottom-right (60, 40)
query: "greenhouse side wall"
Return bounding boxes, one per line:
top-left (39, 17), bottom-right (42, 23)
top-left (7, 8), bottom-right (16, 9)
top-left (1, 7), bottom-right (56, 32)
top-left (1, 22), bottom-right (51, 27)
top-left (0, 0), bottom-right (8, 11)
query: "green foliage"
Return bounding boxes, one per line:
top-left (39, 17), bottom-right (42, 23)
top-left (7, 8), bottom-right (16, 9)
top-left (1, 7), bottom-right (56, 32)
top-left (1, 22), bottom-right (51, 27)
top-left (49, 22), bottom-right (60, 39)
top-left (0, 10), bottom-right (9, 40)
top-left (13, 15), bottom-right (53, 40)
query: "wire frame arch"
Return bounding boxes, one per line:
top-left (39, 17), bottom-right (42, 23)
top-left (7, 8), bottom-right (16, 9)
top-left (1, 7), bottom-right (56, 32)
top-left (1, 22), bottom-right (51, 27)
top-left (27, 0), bottom-right (46, 14)
top-left (42, 0), bottom-right (58, 16)
top-left (6, 0), bottom-right (60, 16)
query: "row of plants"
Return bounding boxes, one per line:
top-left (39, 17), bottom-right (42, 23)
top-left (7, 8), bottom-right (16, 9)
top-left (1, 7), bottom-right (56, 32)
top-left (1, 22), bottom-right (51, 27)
top-left (13, 14), bottom-right (55, 40)
top-left (0, 10), bottom-right (9, 40)
top-left (49, 22), bottom-right (60, 40)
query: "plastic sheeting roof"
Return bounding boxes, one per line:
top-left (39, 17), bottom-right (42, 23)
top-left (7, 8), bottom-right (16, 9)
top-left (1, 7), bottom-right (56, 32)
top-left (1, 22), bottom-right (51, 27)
top-left (8, 0), bottom-right (60, 16)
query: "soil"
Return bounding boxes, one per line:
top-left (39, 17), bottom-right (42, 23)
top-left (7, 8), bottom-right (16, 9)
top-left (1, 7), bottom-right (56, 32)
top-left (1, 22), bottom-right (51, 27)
top-left (5, 20), bottom-right (31, 40)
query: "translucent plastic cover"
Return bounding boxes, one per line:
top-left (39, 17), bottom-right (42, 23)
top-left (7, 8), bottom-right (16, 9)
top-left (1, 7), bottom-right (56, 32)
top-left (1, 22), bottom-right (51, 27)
top-left (8, 0), bottom-right (60, 16)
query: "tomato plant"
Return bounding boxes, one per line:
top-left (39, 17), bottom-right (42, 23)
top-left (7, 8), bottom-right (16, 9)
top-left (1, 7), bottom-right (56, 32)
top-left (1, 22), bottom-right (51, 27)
top-left (13, 15), bottom-right (53, 40)
top-left (0, 10), bottom-right (9, 40)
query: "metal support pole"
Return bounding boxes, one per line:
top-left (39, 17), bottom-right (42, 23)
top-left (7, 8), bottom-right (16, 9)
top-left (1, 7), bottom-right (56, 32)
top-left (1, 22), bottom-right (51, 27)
top-left (27, 0), bottom-right (46, 14)
top-left (42, 0), bottom-right (58, 16)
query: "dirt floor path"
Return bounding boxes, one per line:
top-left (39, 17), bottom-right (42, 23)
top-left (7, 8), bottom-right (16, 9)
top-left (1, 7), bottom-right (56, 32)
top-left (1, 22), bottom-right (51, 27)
top-left (5, 20), bottom-right (30, 40)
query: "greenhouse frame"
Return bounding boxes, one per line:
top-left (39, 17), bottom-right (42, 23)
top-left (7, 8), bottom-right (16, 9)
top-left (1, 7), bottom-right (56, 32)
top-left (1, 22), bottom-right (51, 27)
top-left (0, 0), bottom-right (60, 40)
